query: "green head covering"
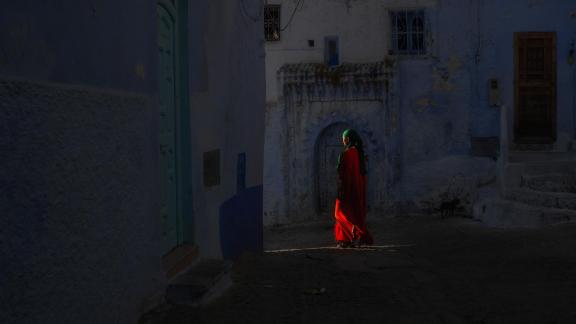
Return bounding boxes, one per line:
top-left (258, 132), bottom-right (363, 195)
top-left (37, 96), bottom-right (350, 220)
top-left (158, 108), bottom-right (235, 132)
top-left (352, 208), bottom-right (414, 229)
top-left (338, 129), bottom-right (367, 175)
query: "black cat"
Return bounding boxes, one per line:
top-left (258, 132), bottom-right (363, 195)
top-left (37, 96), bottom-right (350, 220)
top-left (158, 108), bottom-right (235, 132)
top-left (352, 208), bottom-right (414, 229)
top-left (439, 198), bottom-right (460, 218)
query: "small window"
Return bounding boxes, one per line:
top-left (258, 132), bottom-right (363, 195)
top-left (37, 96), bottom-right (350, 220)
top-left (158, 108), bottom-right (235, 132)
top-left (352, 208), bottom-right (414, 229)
top-left (389, 9), bottom-right (426, 55)
top-left (264, 5), bottom-right (281, 41)
top-left (324, 36), bottom-right (339, 67)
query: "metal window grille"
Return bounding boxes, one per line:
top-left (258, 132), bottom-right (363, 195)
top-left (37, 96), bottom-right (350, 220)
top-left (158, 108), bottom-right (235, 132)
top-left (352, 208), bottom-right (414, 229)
top-left (390, 9), bottom-right (426, 55)
top-left (264, 5), bottom-right (281, 41)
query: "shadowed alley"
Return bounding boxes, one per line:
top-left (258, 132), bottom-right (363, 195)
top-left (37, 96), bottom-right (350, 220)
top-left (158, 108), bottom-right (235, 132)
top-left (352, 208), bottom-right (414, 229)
top-left (3, 1), bottom-right (576, 323)
top-left (143, 216), bottom-right (576, 324)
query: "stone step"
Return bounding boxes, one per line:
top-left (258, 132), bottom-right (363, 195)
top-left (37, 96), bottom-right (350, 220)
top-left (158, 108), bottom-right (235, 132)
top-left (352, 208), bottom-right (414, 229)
top-left (473, 198), bottom-right (576, 228)
top-left (503, 188), bottom-right (576, 210)
top-left (506, 160), bottom-right (576, 175)
top-left (138, 259), bottom-right (234, 324)
top-left (521, 173), bottom-right (576, 193)
top-left (508, 151), bottom-right (576, 163)
top-left (503, 161), bottom-right (576, 189)
top-left (165, 259), bottom-right (233, 306)
top-left (570, 140), bottom-right (576, 152)
top-left (509, 143), bottom-right (553, 152)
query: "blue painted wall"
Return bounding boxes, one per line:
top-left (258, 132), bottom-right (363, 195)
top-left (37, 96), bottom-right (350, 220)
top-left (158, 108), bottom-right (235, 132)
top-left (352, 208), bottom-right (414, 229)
top-left (219, 186), bottom-right (264, 260)
top-left (477, 0), bottom-right (576, 143)
top-left (397, 0), bottom-right (576, 207)
top-left (186, 0), bottom-right (266, 258)
top-left (1, 0), bottom-right (267, 321)
top-left (0, 1), bottom-right (163, 323)
top-left (0, 0), bottom-right (157, 93)
top-left (400, 0), bottom-right (575, 160)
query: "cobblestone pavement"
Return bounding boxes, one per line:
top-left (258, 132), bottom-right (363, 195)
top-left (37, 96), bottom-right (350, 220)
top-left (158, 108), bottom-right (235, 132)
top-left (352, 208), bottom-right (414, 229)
top-left (150, 215), bottom-right (576, 324)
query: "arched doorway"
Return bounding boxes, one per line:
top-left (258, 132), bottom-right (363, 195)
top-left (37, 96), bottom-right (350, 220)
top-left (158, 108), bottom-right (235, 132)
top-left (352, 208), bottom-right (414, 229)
top-left (315, 123), bottom-right (352, 217)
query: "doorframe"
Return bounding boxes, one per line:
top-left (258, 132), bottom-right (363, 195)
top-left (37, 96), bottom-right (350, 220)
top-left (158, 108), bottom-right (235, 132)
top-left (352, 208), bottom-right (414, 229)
top-left (314, 122), bottom-right (374, 216)
top-left (314, 122), bottom-right (351, 215)
top-left (174, 0), bottom-right (193, 246)
top-left (513, 31), bottom-right (557, 144)
top-left (157, 0), bottom-right (193, 252)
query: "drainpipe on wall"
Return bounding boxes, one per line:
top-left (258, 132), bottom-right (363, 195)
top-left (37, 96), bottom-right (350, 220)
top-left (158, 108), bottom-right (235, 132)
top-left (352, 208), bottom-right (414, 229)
top-left (498, 103), bottom-right (508, 197)
top-left (571, 10), bottom-right (576, 142)
top-left (571, 42), bottom-right (576, 142)
top-left (573, 57), bottom-right (576, 143)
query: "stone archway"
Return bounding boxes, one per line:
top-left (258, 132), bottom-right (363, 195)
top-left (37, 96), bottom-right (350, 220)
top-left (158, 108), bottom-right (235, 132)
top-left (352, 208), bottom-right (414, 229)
top-left (315, 122), bottom-right (352, 217)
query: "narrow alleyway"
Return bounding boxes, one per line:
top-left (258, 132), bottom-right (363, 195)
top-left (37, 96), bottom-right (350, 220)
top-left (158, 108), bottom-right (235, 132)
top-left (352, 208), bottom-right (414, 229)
top-left (143, 215), bottom-right (576, 324)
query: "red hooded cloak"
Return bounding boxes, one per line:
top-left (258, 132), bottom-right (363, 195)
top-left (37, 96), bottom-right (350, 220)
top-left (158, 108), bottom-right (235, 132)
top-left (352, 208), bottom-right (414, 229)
top-left (334, 146), bottom-right (373, 245)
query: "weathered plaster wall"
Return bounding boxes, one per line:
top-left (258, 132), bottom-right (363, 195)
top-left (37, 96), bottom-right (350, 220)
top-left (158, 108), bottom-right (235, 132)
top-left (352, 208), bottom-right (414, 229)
top-left (188, 0), bottom-right (265, 258)
top-left (278, 102), bottom-right (389, 225)
top-left (265, 0), bottom-right (576, 219)
top-left (0, 2), bottom-right (163, 323)
top-left (0, 0), bottom-right (266, 322)
top-left (477, 0), bottom-right (576, 149)
top-left (264, 63), bottom-right (399, 225)
top-left (0, 0), bottom-right (157, 93)
top-left (283, 101), bottom-right (389, 222)
top-left (265, 0), bottom-right (387, 101)
top-left (396, 0), bottom-right (484, 208)
top-left (0, 79), bottom-right (162, 324)
top-left (265, 0), bottom-right (439, 102)
top-left (397, 0), bottom-right (576, 209)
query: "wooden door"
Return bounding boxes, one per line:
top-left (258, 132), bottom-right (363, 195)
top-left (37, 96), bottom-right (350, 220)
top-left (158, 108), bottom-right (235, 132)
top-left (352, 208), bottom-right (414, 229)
top-left (157, 3), bottom-right (180, 251)
top-left (317, 123), bottom-right (350, 216)
top-left (514, 32), bottom-right (557, 143)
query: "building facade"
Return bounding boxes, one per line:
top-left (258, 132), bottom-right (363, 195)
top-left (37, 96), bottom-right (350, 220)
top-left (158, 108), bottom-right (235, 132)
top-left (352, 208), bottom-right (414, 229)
top-left (0, 0), bottom-right (265, 323)
top-left (263, 0), bottom-right (576, 226)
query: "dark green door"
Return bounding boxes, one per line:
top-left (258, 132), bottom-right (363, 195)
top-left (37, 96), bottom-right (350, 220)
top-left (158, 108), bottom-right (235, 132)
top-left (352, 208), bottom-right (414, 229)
top-left (157, 3), bottom-right (180, 252)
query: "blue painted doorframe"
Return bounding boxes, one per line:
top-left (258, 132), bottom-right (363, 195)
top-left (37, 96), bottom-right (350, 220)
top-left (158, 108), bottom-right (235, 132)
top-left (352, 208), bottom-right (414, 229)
top-left (157, 0), bottom-right (193, 254)
top-left (175, 0), bottom-right (193, 246)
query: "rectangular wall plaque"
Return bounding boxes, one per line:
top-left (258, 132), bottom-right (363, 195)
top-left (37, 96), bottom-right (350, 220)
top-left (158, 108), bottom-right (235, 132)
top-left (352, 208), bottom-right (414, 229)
top-left (237, 153), bottom-right (246, 193)
top-left (203, 149), bottom-right (220, 187)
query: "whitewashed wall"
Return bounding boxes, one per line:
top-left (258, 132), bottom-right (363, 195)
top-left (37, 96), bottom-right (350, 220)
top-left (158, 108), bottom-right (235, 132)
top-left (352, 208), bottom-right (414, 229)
top-left (189, 0), bottom-right (265, 259)
top-left (265, 0), bottom-right (439, 102)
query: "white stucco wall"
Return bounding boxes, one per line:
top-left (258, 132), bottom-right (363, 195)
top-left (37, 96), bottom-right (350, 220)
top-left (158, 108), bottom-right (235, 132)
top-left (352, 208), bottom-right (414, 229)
top-left (188, 0), bottom-right (265, 258)
top-left (265, 0), bottom-right (438, 102)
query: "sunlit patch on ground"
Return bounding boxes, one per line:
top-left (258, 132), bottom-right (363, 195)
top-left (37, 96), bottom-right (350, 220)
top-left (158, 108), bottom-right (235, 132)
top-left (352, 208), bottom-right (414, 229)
top-left (264, 244), bottom-right (415, 253)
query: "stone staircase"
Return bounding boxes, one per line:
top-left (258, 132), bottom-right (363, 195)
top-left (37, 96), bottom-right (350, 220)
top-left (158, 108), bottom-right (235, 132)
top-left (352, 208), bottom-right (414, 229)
top-left (139, 259), bottom-right (232, 324)
top-left (164, 259), bottom-right (232, 306)
top-left (473, 150), bottom-right (576, 227)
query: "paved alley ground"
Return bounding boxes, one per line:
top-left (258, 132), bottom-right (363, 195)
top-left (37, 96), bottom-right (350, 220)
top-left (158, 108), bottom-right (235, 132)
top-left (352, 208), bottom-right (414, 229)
top-left (148, 215), bottom-right (576, 324)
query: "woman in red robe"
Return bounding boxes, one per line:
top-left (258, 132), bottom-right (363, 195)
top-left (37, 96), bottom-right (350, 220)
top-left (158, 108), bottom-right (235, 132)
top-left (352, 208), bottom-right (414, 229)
top-left (334, 129), bottom-right (373, 248)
